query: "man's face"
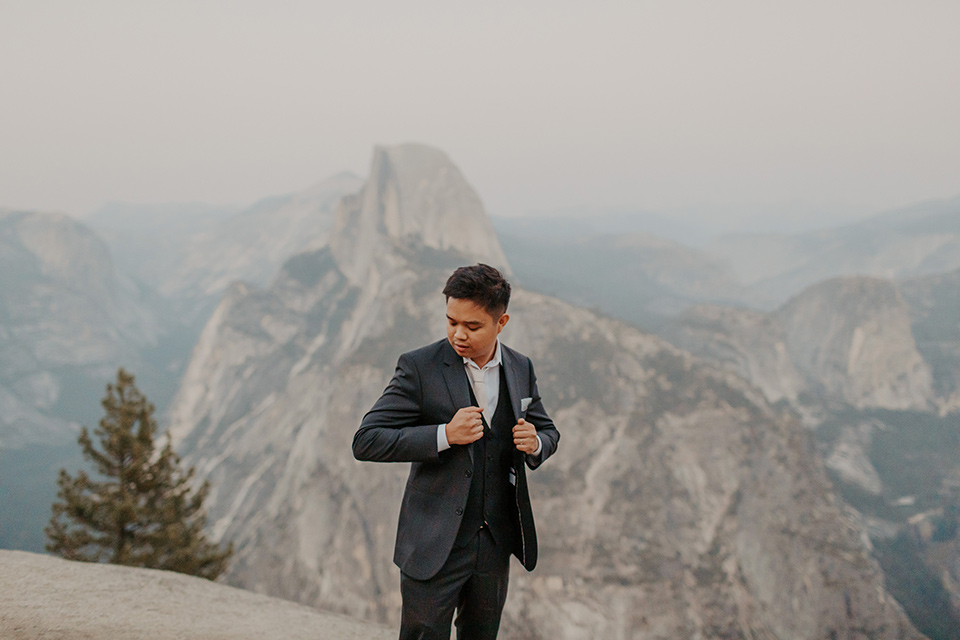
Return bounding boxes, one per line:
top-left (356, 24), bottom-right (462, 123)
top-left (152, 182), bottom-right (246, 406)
top-left (446, 297), bottom-right (509, 367)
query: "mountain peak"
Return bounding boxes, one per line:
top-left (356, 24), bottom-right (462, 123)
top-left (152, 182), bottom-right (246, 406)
top-left (331, 143), bottom-right (509, 284)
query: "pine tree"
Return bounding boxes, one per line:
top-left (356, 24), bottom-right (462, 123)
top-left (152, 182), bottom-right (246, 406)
top-left (46, 368), bottom-right (232, 579)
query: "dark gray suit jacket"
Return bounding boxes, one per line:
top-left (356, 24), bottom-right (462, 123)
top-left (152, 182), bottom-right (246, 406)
top-left (353, 338), bottom-right (560, 580)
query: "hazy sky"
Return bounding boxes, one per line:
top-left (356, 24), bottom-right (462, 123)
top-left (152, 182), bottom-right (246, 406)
top-left (2, 1), bottom-right (958, 224)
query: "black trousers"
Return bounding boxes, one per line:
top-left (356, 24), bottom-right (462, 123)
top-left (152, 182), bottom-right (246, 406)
top-left (399, 528), bottom-right (510, 640)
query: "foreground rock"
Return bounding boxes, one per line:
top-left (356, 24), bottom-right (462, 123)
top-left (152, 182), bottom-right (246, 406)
top-left (0, 550), bottom-right (392, 640)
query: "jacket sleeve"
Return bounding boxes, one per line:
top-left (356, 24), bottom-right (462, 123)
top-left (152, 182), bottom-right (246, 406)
top-left (352, 353), bottom-right (442, 463)
top-left (523, 358), bottom-right (559, 470)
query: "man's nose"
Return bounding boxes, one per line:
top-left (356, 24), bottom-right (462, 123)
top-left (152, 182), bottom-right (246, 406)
top-left (455, 327), bottom-right (467, 341)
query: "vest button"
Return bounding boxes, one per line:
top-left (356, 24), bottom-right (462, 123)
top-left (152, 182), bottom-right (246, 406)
top-left (455, 507), bottom-right (463, 516)
top-left (465, 470), bottom-right (472, 477)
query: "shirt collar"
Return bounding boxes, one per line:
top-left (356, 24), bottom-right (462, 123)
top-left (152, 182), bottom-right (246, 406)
top-left (464, 340), bottom-right (502, 371)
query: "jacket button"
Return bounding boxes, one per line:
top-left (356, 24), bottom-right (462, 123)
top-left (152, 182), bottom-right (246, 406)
top-left (456, 507), bottom-right (463, 516)
top-left (465, 470), bottom-right (472, 478)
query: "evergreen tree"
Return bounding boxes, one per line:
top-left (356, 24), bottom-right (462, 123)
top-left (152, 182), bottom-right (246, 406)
top-left (46, 368), bottom-right (232, 579)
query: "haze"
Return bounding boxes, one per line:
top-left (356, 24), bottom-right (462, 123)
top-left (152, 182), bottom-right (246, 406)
top-left (2, 0), bottom-right (958, 227)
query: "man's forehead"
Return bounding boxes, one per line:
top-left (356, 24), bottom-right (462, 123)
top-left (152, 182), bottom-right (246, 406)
top-left (446, 297), bottom-right (497, 323)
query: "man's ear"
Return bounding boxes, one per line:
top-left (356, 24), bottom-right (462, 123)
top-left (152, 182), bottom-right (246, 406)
top-left (497, 313), bottom-right (510, 332)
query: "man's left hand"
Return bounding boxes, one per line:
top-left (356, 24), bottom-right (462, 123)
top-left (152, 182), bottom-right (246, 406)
top-left (513, 419), bottom-right (538, 454)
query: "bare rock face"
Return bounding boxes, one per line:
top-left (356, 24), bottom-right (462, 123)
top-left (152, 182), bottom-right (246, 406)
top-left (665, 277), bottom-right (935, 414)
top-left (331, 143), bottom-right (509, 287)
top-left (776, 277), bottom-right (934, 411)
top-left (659, 304), bottom-right (807, 406)
top-left (0, 550), bottom-right (392, 640)
top-left (167, 145), bottom-right (922, 639)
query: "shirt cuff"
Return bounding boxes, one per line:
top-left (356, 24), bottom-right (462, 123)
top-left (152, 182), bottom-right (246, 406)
top-left (528, 434), bottom-right (542, 458)
top-left (437, 424), bottom-right (450, 452)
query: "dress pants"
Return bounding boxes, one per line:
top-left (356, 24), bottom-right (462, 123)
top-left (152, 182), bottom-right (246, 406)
top-left (399, 528), bottom-right (510, 640)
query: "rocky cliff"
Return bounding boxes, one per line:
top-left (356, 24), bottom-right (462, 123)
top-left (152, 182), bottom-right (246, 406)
top-left (664, 276), bottom-right (935, 414)
top-left (661, 271), bottom-right (960, 639)
top-left (167, 144), bottom-right (922, 639)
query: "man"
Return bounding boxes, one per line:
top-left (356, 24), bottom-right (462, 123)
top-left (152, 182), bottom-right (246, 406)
top-left (353, 263), bottom-right (560, 640)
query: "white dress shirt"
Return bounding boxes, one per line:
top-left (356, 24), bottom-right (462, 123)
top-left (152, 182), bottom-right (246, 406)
top-left (437, 340), bottom-right (542, 457)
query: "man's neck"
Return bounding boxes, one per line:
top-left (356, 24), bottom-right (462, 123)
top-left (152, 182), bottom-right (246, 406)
top-left (469, 341), bottom-right (500, 369)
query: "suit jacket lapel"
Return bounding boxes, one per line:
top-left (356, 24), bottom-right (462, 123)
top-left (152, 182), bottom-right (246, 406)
top-left (501, 344), bottom-right (523, 423)
top-left (440, 340), bottom-right (475, 463)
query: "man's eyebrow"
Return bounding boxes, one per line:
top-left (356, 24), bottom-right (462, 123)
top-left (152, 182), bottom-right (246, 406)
top-left (446, 315), bottom-right (483, 326)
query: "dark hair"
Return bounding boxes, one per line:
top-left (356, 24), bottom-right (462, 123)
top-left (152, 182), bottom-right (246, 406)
top-left (443, 264), bottom-right (511, 317)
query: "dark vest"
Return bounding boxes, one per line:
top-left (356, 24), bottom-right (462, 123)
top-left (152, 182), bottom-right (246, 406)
top-left (454, 365), bottom-right (518, 549)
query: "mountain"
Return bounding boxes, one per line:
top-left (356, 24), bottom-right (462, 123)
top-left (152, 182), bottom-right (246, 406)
top-left (899, 268), bottom-right (960, 410)
top-left (660, 273), bottom-right (960, 639)
top-left (705, 196), bottom-right (960, 307)
top-left (165, 172), bottom-right (364, 302)
top-left (0, 550), bottom-right (393, 640)
top-left (83, 201), bottom-right (238, 295)
top-left (0, 209), bottom-right (164, 448)
top-left (664, 277), bottom-right (935, 414)
top-left (495, 197), bottom-right (960, 331)
top-left (0, 208), bottom-right (168, 551)
top-left (499, 231), bottom-right (745, 327)
top-left (166, 144), bottom-right (921, 638)
top-left (87, 173), bottom-right (363, 323)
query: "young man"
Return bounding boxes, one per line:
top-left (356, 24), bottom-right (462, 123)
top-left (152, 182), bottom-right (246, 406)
top-left (353, 263), bottom-right (560, 640)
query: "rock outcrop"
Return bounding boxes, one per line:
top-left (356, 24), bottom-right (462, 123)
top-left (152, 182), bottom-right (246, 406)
top-left (167, 144), bottom-right (922, 639)
top-left (0, 550), bottom-right (392, 640)
top-left (664, 276), bottom-right (935, 413)
top-left (776, 277), bottom-right (933, 410)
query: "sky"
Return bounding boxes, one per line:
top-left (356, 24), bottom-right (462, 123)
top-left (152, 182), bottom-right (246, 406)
top-left (1, 0), bottom-right (958, 227)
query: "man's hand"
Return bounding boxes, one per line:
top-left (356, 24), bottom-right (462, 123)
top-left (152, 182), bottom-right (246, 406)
top-left (513, 419), bottom-right (539, 454)
top-left (446, 407), bottom-right (484, 445)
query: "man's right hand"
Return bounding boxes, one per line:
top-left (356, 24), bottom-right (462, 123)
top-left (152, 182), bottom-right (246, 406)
top-left (445, 406), bottom-right (484, 445)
